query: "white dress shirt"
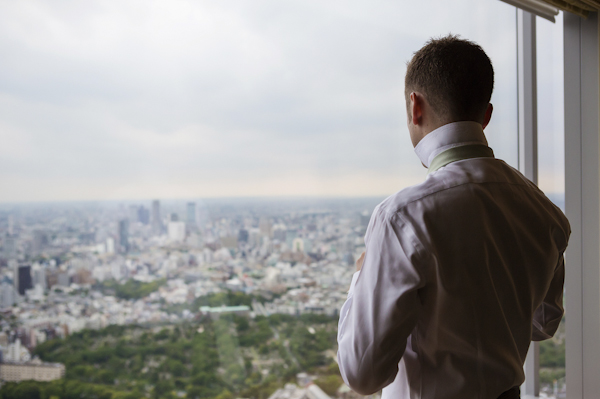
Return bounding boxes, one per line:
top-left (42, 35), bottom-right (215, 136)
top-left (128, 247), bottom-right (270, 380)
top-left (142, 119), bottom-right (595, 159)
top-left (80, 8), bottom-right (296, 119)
top-left (337, 122), bottom-right (570, 399)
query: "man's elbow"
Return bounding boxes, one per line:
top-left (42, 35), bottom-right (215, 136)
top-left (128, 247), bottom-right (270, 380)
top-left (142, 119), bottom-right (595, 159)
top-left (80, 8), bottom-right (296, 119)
top-left (338, 353), bottom-right (397, 395)
top-left (343, 370), bottom-right (393, 395)
top-left (532, 310), bottom-right (563, 341)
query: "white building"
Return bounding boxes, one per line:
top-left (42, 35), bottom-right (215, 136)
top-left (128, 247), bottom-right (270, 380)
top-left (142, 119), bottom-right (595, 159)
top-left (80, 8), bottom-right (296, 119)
top-left (31, 264), bottom-right (47, 291)
top-left (168, 221), bottom-right (186, 242)
top-left (0, 283), bottom-right (15, 308)
top-left (106, 237), bottom-right (115, 254)
top-left (4, 339), bottom-right (30, 363)
top-left (0, 359), bottom-right (65, 382)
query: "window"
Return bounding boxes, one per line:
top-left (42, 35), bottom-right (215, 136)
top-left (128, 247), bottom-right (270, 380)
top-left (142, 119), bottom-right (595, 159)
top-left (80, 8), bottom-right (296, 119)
top-left (537, 11), bottom-right (566, 396)
top-left (0, 1), bottom-right (524, 398)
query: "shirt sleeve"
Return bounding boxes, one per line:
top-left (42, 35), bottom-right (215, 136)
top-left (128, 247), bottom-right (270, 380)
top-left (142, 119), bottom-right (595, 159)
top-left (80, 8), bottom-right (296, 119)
top-left (337, 211), bottom-right (427, 395)
top-left (531, 251), bottom-right (565, 341)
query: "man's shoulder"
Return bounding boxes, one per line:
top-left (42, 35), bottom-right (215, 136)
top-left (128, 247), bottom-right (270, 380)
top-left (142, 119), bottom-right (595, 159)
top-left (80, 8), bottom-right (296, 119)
top-left (377, 181), bottom-right (439, 216)
top-left (376, 158), bottom-right (537, 217)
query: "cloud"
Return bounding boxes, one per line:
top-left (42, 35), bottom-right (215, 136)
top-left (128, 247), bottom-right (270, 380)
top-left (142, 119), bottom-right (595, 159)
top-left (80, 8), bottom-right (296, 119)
top-left (0, 0), bottom-right (540, 202)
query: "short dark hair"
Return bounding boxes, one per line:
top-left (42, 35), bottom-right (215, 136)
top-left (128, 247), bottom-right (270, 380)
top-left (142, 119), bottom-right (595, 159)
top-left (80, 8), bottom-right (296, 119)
top-left (405, 35), bottom-right (494, 123)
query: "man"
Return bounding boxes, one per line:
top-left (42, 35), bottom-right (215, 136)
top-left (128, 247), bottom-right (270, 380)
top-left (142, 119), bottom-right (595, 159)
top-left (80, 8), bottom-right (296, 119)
top-left (336, 36), bottom-right (569, 399)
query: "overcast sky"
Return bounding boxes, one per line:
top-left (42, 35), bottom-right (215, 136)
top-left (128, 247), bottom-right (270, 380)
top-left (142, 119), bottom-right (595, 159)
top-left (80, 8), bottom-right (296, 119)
top-left (0, 0), bottom-right (563, 202)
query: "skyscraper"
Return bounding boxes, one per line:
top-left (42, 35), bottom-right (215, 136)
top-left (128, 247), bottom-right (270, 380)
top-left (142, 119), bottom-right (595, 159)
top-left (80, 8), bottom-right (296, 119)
top-left (237, 229), bottom-right (249, 243)
top-left (128, 205), bottom-right (139, 223)
top-left (118, 219), bottom-right (129, 253)
top-left (138, 206), bottom-right (150, 225)
top-left (259, 217), bottom-right (272, 237)
top-left (3, 234), bottom-right (16, 259)
top-left (152, 200), bottom-right (162, 234)
top-left (0, 283), bottom-right (15, 308)
top-left (14, 264), bottom-right (32, 296)
top-left (32, 265), bottom-right (47, 292)
top-left (186, 202), bottom-right (197, 228)
top-left (32, 230), bottom-right (48, 255)
top-left (7, 214), bottom-right (14, 235)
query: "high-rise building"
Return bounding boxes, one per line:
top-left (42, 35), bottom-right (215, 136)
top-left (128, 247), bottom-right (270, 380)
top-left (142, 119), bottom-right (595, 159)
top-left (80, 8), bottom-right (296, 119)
top-left (32, 231), bottom-right (47, 255)
top-left (128, 205), bottom-right (139, 223)
top-left (118, 219), bottom-right (129, 253)
top-left (7, 214), bottom-right (14, 235)
top-left (106, 237), bottom-right (115, 254)
top-left (32, 265), bottom-right (47, 292)
top-left (3, 234), bottom-right (16, 259)
top-left (259, 217), bottom-right (272, 237)
top-left (186, 202), bottom-right (197, 227)
top-left (238, 229), bottom-right (249, 243)
top-left (152, 200), bottom-right (162, 234)
top-left (0, 283), bottom-right (15, 308)
top-left (14, 264), bottom-right (32, 296)
top-left (286, 229), bottom-right (298, 249)
top-left (138, 206), bottom-right (150, 225)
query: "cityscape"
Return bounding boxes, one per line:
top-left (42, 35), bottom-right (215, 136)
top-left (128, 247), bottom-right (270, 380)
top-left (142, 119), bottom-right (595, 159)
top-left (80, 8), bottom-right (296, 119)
top-left (0, 197), bottom-right (565, 398)
top-left (0, 197), bottom-right (381, 399)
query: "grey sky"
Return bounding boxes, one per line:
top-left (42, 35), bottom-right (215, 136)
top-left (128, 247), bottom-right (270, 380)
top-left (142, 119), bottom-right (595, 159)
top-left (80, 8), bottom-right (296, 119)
top-left (0, 0), bottom-right (561, 202)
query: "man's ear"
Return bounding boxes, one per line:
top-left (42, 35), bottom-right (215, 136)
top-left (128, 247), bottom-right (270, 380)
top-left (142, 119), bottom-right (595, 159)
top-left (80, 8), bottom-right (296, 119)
top-left (410, 92), bottom-right (423, 126)
top-left (482, 103), bottom-right (493, 129)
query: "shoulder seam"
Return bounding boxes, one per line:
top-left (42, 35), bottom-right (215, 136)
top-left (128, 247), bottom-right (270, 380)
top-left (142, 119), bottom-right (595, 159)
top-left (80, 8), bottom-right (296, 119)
top-left (386, 180), bottom-right (531, 216)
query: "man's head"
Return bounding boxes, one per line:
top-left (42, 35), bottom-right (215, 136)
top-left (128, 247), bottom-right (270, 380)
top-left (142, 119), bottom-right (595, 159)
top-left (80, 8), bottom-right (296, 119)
top-left (405, 35), bottom-right (494, 146)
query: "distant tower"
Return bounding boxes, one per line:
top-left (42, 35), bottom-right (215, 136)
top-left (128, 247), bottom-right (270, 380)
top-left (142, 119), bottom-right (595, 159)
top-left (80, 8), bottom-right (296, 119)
top-left (128, 205), bottom-right (139, 222)
top-left (14, 264), bottom-right (32, 296)
top-left (238, 229), bottom-right (249, 243)
top-left (286, 229), bottom-right (298, 249)
top-left (118, 219), bottom-right (130, 253)
top-left (32, 264), bottom-right (47, 292)
top-left (186, 202), bottom-right (197, 232)
top-left (0, 283), bottom-right (15, 308)
top-left (106, 237), bottom-right (115, 254)
top-left (3, 234), bottom-right (16, 259)
top-left (32, 230), bottom-right (48, 255)
top-left (138, 206), bottom-right (150, 225)
top-left (7, 214), bottom-right (14, 235)
top-left (152, 200), bottom-right (162, 234)
top-left (259, 217), bottom-right (272, 237)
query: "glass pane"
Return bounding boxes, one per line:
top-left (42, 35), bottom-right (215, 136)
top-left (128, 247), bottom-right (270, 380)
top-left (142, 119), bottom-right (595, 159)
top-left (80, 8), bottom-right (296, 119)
top-left (537, 11), bottom-right (566, 398)
top-left (0, 1), bottom-right (518, 398)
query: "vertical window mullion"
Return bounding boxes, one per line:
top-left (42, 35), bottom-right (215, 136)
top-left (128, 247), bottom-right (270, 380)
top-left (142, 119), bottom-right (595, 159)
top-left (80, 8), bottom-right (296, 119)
top-left (517, 8), bottom-right (541, 398)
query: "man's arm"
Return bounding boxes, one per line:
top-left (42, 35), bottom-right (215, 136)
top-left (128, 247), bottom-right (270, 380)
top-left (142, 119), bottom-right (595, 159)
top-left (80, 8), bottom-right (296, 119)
top-left (532, 252), bottom-right (565, 341)
top-left (337, 211), bottom-right (427, 395)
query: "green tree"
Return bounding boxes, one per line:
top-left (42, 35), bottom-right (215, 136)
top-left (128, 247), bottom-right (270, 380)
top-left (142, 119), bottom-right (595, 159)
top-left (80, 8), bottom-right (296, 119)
top-left (314, 375), bottom-right (343, 396)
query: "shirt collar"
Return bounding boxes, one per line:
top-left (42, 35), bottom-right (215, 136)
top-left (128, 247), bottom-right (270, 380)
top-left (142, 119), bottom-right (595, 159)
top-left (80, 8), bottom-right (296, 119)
top-left (414, 121), bottom-right (488, 168)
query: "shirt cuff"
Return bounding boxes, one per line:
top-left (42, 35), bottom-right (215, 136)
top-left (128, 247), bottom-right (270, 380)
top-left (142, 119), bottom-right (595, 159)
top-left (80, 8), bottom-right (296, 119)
top-left (348, 271), bottom-right (361, 297)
